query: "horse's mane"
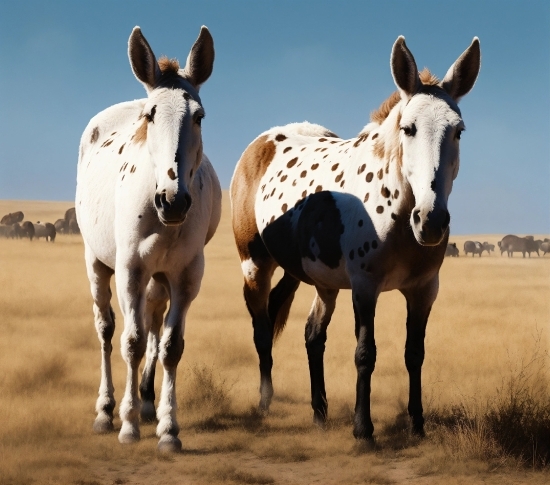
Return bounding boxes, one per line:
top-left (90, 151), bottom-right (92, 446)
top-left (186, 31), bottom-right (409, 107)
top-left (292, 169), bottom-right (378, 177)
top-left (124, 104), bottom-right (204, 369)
top-left (370, 69), bottom-right (440, 124)
top-left (158, 56), bottom-right (180, 75)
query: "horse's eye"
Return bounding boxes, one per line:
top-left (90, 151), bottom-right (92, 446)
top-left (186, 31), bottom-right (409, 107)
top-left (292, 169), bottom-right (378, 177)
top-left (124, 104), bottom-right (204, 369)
top-left (195, 114), bottom-right (204, 127)
top-left (402, 124), bottom-right (416, 137)
top-left (144, 105), bottom-right (156, 123)
top-left (456, 129), bottom-right (464, 140)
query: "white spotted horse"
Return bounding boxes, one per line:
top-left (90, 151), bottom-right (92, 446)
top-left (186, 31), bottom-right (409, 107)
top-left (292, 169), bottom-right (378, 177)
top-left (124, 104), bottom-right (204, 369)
top-left (76, 26), bottom-right (221, 452)
top-left (231, 36), bottom-right (480, 440)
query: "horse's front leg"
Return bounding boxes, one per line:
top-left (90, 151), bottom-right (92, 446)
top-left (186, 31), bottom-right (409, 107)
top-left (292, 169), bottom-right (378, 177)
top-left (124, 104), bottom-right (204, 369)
top-left (140, 278), bottom-right (168, 423)
top-left (156, 256), bottom-right (204, 453)
top-left (85, 246), bottom-right (116, 433)
top-left (115, 264), bottom-right (149, 444)
top-left (401, 276), bottom-right (439, 436)
top-left (305, 287), bottom-right (338, 427)
top-left (351, 282), bottom-right (378, 440)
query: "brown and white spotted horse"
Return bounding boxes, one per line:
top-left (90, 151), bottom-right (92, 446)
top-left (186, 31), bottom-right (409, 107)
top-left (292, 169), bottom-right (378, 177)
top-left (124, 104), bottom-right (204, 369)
top-left (231, 36), bottom-right (480, 440)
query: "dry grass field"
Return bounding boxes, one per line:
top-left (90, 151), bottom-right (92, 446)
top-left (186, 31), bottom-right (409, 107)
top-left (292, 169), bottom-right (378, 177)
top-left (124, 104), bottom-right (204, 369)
top-left (0, 195), bottom-right (548, 485)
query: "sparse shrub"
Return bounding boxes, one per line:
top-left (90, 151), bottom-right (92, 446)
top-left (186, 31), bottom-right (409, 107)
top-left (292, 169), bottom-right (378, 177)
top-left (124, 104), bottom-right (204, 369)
top-left (427, 330), bottom-right (550, 469)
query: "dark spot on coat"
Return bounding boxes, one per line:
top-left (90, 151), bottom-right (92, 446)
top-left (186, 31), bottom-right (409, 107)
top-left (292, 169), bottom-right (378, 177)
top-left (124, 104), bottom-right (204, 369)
top-left (358, 164), bottom-right (366, 174)
top-left (358, 220), bottom-right (363, 227)
top-left (282, 203), bottom-right (288, 213)
top-left (372, 133), bottom-right (378, 139)
top-left (101, 139), bottom-right (113, 148)
top-left (277, 170), bottom-right (282, 177)
top-left (366, 172), bottom-right (374, 182)
top-left (90, 127), bottom-right (99, 143)
top-left (283, 147), bottom-right (292, 153)
top-left (372, 240), bottom-right (378, 249)
top-left (391, 213), bottom-right (397, 220)
top-left (271, 188), bottom-right (276, 196)
top-left (358, 247), bottom-right (365, 257)
top-left (270, 215), bottom-right (275, 224)
top-left (335, 171), bottom-right (344, 183)
top-left (302, 190), bottom-right (307, 198)
top-left (315, 185), bottom-right (323, 193)
top-left (118, 144), bottom-right (125, 154)
top-left (167, 168), bottom-right (176, 180)
top-left (381, 186), bottom-right (390, 198)
top-left (394, 189), bottom-right (400, 199)
top-left (281, 175), bottom-right (288, 182)
top-left (331, 163), bottom-right (339, 171)
top-left (364, 193), bottom-right (370, 203)
top-left (300, 170), bottom-right (307, 178)
top-left (387, 200), bottom-right (391, 206)
top-left (279, 193), bottom-right (283, 199)
top-left (376, 206), bottom-right (384, 213)
top-left (377, 169), bottom-right (383, 179)
top-left (319, 138), bottom-right (327, 142)
top-left (311, 163), bottom-right (319, 170)
top-left (309, 180), bottom-right (314, 186)
top-left (292, 180), bottom-right (297, 186)
top-left (275, 134), bottom-right (287, 142)
top-left (363, 241), bottom-right (370, 252)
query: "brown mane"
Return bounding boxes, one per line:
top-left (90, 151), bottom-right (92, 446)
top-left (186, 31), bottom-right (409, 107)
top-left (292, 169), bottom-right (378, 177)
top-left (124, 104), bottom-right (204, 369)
top-left (158, 56), bottom-right (180, 75)
top-left (370, 69), bottom-right (441, 124)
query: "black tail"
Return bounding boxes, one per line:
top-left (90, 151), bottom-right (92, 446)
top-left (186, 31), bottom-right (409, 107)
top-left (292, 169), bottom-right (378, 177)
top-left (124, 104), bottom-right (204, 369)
top-left (268, 271), bottom-right (300, 341)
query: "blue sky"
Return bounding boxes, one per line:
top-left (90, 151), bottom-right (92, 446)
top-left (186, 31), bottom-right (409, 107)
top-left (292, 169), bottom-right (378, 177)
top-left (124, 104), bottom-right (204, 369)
top-left (0, 0), bottom-right (548, 234)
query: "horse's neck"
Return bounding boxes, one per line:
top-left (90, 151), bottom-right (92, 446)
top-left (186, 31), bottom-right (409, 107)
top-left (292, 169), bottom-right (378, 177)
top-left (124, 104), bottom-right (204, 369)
top-left (365, 107), bottom-right (414, 219)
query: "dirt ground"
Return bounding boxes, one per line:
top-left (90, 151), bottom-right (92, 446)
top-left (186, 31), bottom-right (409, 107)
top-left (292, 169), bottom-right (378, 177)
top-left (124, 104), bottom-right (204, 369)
top-left (0, 196), bottom-right (548, 484)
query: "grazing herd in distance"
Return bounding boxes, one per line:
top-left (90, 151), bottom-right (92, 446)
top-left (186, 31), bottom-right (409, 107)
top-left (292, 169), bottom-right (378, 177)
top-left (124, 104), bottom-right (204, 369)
top-left (446, 235), bottom-right (550, 258)
top-left (1, 207), bottom-right (547, 259)
top-left (0, 207), bottom-right (80, 242)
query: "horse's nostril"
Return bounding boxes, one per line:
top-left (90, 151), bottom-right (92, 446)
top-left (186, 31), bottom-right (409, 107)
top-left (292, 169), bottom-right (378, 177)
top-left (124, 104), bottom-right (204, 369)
top-left (413, 210), bottom-right (421, 225)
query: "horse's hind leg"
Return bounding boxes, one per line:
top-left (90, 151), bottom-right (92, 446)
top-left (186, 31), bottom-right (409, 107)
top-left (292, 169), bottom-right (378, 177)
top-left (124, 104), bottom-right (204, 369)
top-left (84, 245), bottom-right (116, 433)
top-left (401, 277), bottom-right (439, 437)
top-left (241, 254), bottom-right (278, 412)
top-left (305, 287), bottom-right (338, 427)
top-left (139, 278), bottom-right (168, 423)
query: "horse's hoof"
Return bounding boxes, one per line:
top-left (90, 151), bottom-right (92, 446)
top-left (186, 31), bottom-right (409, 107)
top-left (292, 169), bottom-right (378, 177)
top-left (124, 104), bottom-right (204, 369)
top-left (313, 414), bottom-right (327, 430)
top-left (353, 436), bottom-right (377, 453)
top-left (140, 401), bottom-right (157, 423)
top-left (93, 416), bottom-right (114, 434)
top-left (118, 422), bottom-right (140, 444)
top-left (157, 435), bottom-right (182, 453)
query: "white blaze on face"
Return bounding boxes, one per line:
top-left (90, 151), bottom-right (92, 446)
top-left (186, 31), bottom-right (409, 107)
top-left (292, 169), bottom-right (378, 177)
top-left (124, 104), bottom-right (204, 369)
top-left (399, 93), bottom-right (463, 217)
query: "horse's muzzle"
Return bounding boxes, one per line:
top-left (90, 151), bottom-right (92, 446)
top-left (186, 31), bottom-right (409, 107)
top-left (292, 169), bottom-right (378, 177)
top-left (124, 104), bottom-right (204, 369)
top-left (154, 191), bottom-right (192, 225)
top-left (412, 207), bottom-right (450, 246)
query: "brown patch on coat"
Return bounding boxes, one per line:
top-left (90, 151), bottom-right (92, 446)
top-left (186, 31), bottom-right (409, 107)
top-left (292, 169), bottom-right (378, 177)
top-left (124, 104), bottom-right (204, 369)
top-left (231, 136), bottom-right (277, 261)
top-left (167, 168), bottom-right (176, 180)
top-left (275, 134), bottom-right (287, 142)
top-left (366, 172), bottom-right (374, 183)
top-left (118, 144), bottom-right (125, 154)
top-left (300, 170), bottom-right (307, 178)
top-left (331, 163), bottom-right (339, 171)
top-left (335, 171), bottom-right (344, 183)
top-left (287, 157), bottom-right (298, 168)
top-left (130, 165), bottom-right (136, 173)
top-left (373, 140), bottom-right (385, 159)
top-left (364, 193), bottom-right (370, 203)
top-left (134, 116), bottom-right (148, 144)
top-left (90, 127), bottom-right (99, 144)
top-left (381, 186), bottom-right (391, 198)
top-left (281, 175), bottom-right (288, 182)
top-left (101, 139), bottom-right (113, 148)
top-left (315, 185), bottom-right (323, 193)
top-left (283, 147), bottom-right (292, 153)
top-left (377, 169), bottom-right (383, 180)
top-left (376, 206), bottom-right (384, 214)
top-left (357, 164), bottom-right (366, 175)
top-left (311, 163), bottom-right (319, 170)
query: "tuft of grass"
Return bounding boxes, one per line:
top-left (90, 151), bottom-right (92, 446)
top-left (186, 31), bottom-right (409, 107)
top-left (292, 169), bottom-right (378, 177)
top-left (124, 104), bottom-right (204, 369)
top-left (427, 330), bottom-right (550, 469)
top-left (9, 354), bottom-right (68, 393)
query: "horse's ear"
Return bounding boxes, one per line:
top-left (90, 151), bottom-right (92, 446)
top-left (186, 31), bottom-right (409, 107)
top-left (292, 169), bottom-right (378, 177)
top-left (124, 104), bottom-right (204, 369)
top-left (441, 37), bottom-right (481, 102)
top-left (128, 27), bottom-right (161, 92)
top-left (391, 36), bottom-right (421, 100)
top-left (182, 26), bottom-right (214, 89)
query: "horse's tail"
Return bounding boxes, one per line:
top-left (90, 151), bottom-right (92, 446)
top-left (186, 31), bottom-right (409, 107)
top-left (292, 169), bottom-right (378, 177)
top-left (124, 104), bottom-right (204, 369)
top-left (268, 271), bottom-right (300, 341)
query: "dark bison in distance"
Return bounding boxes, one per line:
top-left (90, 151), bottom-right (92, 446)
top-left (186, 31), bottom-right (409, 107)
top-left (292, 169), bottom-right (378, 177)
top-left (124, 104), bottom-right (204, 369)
top-left (0, 211), bottom-right (24, 225)
top-left (498, 235), bottom-right (540, 258)
top-left (445, 242), bottom-right (459, 257)
top-left (464, 240), bottom-right (484, 257)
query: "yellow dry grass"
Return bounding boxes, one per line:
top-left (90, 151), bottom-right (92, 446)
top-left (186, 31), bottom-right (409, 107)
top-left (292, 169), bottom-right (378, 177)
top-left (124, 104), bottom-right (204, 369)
top-left (0, 195), bottom-right (548, 485)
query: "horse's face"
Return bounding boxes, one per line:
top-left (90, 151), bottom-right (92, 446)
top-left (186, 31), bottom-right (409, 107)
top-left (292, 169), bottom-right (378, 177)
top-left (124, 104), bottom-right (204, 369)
top-left (128, 26), bottom-right (214, 226)
top-left (399, 92), bottom-right (463, 245)
top-left (143, 84), bottom-right (205, 225)
top-left (391, 35), bottom-right (480, 246)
